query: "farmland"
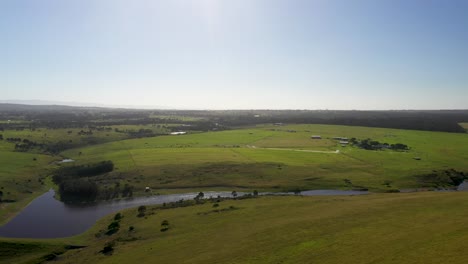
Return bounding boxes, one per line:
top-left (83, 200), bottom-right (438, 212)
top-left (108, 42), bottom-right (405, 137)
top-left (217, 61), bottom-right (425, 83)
top-left (1, 121), bottom-right (468, 222)
top-left (0, 124), bottom-right (168, 223)
top-left (60, 124), bottom-right (468, 195)
top-left (2, 0), bottom-right (468, 262)
top-left (1, 107), bottom-right (468, 263)
top-left (3, 191), bottom-right (468, 263)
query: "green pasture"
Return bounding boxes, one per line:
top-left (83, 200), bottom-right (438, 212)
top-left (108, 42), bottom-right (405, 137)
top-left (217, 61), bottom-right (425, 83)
top-left (0, 240), bottom-right (67, 264)
top-left (0, 141), bottom-right (54, 224)
top-left (21, 191), bottom-right (468, 264)
top-left (1, 123), bottom-right (468, 225)
top-left (61, 124), bottom-right (468, 193)
top-left (0, 124), bottom-right (163, 223)
top-left (0, 125), bottom-right (170, 152)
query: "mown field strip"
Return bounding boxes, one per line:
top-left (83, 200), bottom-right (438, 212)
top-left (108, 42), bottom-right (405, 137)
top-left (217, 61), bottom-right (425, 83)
top-left (250, 145), bottom-right (340, 154)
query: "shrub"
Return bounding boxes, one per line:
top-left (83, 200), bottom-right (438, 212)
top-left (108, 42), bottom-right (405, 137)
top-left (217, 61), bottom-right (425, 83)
top-left (114, 213), bottom-right (123, 221)
top-left (106, 221), bottom-right (120, 235)
top-left (137, 205), bottom-right (147, 217)
top-left (160, 220), bottom-right (169, 232)
top-left (100, 242), bottom-right (115, 255)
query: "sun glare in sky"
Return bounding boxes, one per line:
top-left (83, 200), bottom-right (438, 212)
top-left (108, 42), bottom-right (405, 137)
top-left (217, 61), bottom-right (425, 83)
top-left (1, 0), bottom-right (467, 109)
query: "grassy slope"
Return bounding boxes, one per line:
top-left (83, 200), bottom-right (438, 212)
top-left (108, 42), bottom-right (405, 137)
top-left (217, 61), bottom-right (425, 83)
top-left (0, 139), bottom-right (54, 224)
top-left (61, 124), bottom-right (468, 192)
top-left (0, 240), bottom-right (67, 264)
top-left (0, 125), bottom-right (167, 224)
top-left (0, 125), bottom-right (170, 152)
top-left (49, 191), bottom-right (468, 264)
top-left (2, 123), bottom-right (467, 223)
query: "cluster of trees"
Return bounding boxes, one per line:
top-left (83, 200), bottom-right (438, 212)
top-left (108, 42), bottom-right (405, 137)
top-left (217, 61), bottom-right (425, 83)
top-left (350, 138), bottom-right (409, 151)
top-left (93, 126), bottom-right (113, 132)
top-left (5, 137), bottom-right (22, 142)
top-left (58, 180), bottom-right (135, 203)
top-left (416, 169), bottom-right (467, 188)
top-left (77, 130), bottom-right (93, 135)
top-left (106, 213), bottom-right (123, 235)
top-left (53, 161), bottom-right (121, 203)
top-left (53, 161), bottom-right (114, 182)
top-left (15, 139), bottom-right (47, 152)
top-left (99, 183), bottom-right (134, 200)
top-left (43, 141), bottom-right (76, 154)
top-left (5, 137), bottom-right (46, 152)
top-left (58, 179), bottom-right (99, 202)
top-left (127, 128), bottom-right (157, 138)
top-left (3, 136), bottom-right (75, 154)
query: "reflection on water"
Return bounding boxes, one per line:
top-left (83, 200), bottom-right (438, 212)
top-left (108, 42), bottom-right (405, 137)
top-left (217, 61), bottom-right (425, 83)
top-left (0, 189), bottom-right (367, 238)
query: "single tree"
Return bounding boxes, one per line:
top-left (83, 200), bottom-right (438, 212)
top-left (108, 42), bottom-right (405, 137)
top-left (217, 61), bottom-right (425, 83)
top-left (161, 220), bottom-right (169, 232)
top-left (114, 213), bottom-right (123, 221)
top-left (137, 205), bottom-right (147, 217)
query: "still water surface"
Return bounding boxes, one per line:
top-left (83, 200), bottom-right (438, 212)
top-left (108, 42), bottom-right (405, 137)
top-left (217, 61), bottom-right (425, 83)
top-left (0, 189), bottom-right (367, 238)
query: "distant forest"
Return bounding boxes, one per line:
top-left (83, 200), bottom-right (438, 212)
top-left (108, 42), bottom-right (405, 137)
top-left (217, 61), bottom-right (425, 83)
top-left (1, 103), bottom-right (467, 133)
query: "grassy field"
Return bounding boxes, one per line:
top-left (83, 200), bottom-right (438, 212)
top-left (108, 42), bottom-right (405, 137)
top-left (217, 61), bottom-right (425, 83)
top-left (4, 191), bottom-right (465, 264)
top-left (1, 124), bottom-right (468, 225)
top-left (0, 138), bottom-right (55, 224)
top-left (61, 124), bottom-right (468, 194)
top-left (1, 122), bottom-right (468, 263)
top-left (0, 240), bottom-right (67, 264)
top-left (0, 124), bottom-right (172, 152)
top-left (0, 124), bottom-right (172, 223)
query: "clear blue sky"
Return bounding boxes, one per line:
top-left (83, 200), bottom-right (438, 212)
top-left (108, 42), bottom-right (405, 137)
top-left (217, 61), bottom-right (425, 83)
top-left (1, 0), bottom-right (467, 109)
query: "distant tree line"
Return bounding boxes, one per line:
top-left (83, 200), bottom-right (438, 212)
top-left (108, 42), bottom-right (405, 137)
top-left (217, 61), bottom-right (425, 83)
top-left (2, 104), bottom-right (468, 133)
top-left (213, 110), bottom-right (468, 133)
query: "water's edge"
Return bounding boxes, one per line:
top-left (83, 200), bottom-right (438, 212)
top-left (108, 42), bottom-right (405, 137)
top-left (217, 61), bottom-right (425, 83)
top-left (0, 189), bottom-right (367, 239)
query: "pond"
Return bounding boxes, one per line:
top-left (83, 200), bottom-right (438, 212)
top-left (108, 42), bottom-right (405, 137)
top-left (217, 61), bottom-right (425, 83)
top-left (0, 189), bottom-right (368, 239)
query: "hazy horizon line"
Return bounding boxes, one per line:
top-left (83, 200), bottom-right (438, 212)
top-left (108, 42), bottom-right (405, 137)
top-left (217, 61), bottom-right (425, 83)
top-left (1, 99), bottom-right (467, 111)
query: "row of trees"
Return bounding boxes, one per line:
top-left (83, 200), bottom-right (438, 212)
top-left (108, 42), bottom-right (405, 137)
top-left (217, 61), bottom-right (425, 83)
top-left (3, 103), bottom-right (468, 133)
